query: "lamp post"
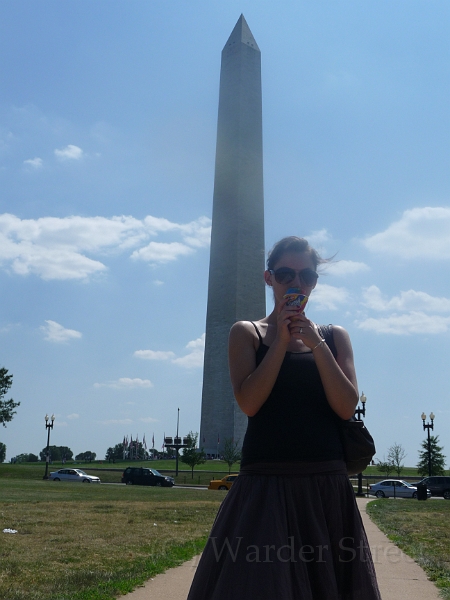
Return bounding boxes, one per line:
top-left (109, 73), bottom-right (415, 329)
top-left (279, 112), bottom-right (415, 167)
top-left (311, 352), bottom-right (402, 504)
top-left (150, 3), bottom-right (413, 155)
top-left (43, 414), bottom-right (55, 480)
top-left (164, 408), bottom-right (189, 476)
top-left (355, 392), bottom-right (367, 497)
top-left (355, 392), bottom-right (366, 420)
top-left (421, 412), bottom-right (435, 477)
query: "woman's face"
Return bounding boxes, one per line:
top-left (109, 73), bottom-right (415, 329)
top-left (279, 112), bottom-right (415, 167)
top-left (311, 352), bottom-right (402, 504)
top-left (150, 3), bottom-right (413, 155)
top-left (265, 251), bottom-right (317, 303)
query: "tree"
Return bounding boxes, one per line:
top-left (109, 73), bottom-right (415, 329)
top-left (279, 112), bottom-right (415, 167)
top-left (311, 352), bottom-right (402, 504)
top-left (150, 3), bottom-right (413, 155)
top-left (13, 453), bottom-right (31, 463)
top-left (376, 458), bottom-right (394, 477)
top-left (417, 435), bottom-right (446, 477)
top-left (105, 443), bottom-right (124, 462)
top-left (39, 445), bottom-right (73, 462)
top-left (222, 438), bottom-right (241, 473)
top-left (387, 442), bottom-right (407, 476)
top-left (75, 451), bottom-right (96, 462)
top-left (181, 431), bottom-right (206, 478)
top-left (0, 367), bottom-right (20, 427)
top-left (0, 442), bottom-right (6, 463)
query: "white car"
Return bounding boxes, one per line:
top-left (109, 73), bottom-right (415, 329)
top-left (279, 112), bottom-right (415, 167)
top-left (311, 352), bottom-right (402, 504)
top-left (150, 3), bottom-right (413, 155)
top-left (369, 479), bottom-right (430, 499)
top-left (49, 468), bottom-right (101, 483)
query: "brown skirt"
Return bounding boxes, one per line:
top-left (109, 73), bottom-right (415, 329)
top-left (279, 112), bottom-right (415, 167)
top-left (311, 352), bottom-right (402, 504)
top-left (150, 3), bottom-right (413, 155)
top-left (187, 460), bottom-right (381, 600)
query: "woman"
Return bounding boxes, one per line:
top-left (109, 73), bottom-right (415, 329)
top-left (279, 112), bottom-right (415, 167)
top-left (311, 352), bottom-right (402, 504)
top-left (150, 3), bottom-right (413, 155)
top-left (188, 237), bottom-right (381, 600)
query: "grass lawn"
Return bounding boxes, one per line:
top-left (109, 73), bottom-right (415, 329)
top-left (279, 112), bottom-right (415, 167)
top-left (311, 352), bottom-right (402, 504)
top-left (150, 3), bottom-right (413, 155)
top-left (0, 479), bottom-right (225, 600)
top-left (367, 499), bottom-right (450, 598)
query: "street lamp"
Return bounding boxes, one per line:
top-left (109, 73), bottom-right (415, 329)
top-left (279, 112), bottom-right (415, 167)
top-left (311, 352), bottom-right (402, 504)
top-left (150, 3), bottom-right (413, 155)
top-left (164, 408), bottom-right (189, 476)
top-left (355, 392), bottom-right (367, 497)
top-left (355, 392), bottom-right (366, 421)
top-left (43, 414), bottom-right (55, 480)
top-left (421, 412), bottom-right (435, 477)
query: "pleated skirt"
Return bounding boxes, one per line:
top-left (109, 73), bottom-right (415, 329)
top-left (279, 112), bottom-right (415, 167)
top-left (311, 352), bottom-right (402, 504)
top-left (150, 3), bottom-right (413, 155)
top-left (187, 460), bottom-right (381, 600)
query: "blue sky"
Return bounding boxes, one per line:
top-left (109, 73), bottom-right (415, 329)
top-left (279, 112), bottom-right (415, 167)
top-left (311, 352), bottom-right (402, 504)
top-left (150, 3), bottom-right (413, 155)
top-left (1, 1), bottom-right (449, 467)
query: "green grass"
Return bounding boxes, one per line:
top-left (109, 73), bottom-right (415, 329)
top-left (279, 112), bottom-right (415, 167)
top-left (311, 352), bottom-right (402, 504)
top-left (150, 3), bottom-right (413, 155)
top-left (0, 478), bottom-right (225, 599)
top-left (367, 499), bottom-right (450, 598)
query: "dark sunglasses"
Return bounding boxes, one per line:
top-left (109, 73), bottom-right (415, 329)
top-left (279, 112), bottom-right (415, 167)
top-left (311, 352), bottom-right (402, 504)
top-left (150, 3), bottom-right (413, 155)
top-left (269, 267), bottom-right (319, 286)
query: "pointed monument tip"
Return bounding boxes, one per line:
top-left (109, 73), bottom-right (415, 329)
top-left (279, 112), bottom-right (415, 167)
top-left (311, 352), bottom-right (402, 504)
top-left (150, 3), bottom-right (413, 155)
top-left (223, 14), bottom-right (260, 52)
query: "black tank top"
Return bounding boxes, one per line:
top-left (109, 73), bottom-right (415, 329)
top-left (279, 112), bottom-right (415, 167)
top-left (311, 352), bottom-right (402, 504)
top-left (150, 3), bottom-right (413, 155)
top-left (240, 323), bottom-right (344, 467)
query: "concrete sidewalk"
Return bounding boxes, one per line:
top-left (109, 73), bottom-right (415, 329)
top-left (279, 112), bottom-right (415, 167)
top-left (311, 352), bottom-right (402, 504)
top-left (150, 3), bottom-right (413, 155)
top-left (123, 498), bottom-right (440, 600)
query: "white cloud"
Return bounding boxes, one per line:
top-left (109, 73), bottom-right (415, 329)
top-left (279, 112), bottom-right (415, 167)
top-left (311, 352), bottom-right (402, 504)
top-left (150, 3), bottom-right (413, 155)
top-left (325, 260), bottom-right (370, 277)
top-left (131, 241), bottom-right (194, 263)
top-left (363, 285), bottom-right (450, 313)
top-left (306, 229), bottom-right (331, 246)
top-left (40, 320), bottom-right (82, 343)
top-left (23, 157), bottom-right (43, 169)
top-left (140, 417), bottom-right (158, 423)
top-left (94, 378), bottom-right (153, 389)
top-left (153, 280), bottom-right (164, 286)
top-left (363, 207), bottom-right (450, 259)
top-left (99, 418), bottom-right (133, 426)
top-left (356, 312), bottom-right (450, 335)
top-left (172, 334), bottom-right (205, 368)
top-left (134, 350), bottom-right (176, 361)
top-left (134, 335), bottom-right (205, 369)
top-left (67, 413), bottom-right (79, 420)
top-left (309, 284), bottom-right (351, 311)
top-left (54, 144), bottom-right (83, 160)
top-left (0, 213), bottom-right (211, 280)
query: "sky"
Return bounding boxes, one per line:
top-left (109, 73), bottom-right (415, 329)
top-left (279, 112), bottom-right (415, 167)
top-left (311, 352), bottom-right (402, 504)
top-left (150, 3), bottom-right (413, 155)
top-left (1, 1), bottom-right (449, 468)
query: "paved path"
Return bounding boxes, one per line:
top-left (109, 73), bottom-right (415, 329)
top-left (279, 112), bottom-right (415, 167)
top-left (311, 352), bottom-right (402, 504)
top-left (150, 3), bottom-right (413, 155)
top-left (357, 498), bottom-right (440, 600)
top-left (123, 498), bottom-right (440, 600)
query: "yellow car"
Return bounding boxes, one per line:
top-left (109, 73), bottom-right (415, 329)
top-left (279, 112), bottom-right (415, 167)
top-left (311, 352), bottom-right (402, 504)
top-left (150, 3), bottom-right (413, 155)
top-left (208, 474), bottom-right (239, 490)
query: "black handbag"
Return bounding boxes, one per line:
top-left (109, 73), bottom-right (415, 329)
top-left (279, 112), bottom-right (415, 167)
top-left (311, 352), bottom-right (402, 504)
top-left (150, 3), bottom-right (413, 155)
top-left (318, 325), bottom-right (376, 476)
top-left (339, 417), bottom-right (376, 476)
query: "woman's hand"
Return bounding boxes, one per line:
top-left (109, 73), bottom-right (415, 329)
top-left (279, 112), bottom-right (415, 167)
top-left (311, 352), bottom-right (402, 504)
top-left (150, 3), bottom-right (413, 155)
top-left (274, 299), bottom-right (307, 346)
top-left (287, 312), bottom-right (322, 349)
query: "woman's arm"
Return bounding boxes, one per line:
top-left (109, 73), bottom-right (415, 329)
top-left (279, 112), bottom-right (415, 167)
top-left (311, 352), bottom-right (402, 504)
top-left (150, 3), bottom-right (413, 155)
top-left (311, 325), bottom-right (359, 419)
top-left (228, 319), bottom-right (290, 417)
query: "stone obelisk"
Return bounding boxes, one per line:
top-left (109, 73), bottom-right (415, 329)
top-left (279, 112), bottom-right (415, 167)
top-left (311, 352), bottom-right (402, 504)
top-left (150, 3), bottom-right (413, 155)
top-left (200, 15), bottom-right (265, 457)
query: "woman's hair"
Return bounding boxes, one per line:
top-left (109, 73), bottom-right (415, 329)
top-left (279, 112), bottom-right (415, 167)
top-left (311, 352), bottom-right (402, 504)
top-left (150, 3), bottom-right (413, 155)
top-left (266, 236), bottom-right (328, 271)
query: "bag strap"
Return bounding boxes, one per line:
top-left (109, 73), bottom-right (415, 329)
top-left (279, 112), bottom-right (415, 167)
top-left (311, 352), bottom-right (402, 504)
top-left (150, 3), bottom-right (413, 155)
top-left (317, 324), bottom-right (337, 358)
top-left (249, 321), bottom-right (263, 348)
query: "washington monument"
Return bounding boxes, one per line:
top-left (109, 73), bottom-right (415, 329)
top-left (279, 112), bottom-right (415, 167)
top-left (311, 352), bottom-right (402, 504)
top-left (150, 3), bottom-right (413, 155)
top-left (200, 15), bottom-right (265, 457)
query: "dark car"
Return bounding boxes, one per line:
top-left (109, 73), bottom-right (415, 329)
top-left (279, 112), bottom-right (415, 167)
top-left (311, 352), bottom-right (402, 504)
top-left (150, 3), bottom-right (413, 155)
top-left (121, 467), bottom-right (174, 487)
top-left (411, 476), bottom-right (450, 499)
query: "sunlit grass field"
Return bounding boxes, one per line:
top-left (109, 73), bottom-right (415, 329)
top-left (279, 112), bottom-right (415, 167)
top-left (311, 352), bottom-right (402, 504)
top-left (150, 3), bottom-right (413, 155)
top-left (0, 478), bottom-right (224, 600)
top-left (367, 499), bottom-right (450, 599)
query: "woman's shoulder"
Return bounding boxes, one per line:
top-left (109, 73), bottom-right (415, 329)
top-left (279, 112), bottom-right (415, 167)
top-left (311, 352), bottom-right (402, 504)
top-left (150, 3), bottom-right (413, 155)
top-left (328, 324), bottom-right (351, 342)
top-left (325, 324), bottom-right (354, 358)
top-left (231, 319), bottom-right (266, 332)
top-left (229, 320), bottom-right (266, 348)
top-left (319, 323), bottom-right (349, 338)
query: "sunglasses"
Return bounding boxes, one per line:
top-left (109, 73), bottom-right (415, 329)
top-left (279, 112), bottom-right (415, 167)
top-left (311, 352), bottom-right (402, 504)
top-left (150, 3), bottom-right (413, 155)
top-left (269, 267), bottom-right (319, 286)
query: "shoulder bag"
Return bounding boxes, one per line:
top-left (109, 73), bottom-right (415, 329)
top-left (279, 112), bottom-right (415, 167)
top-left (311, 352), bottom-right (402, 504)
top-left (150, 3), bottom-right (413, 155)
top-left (318, 325), bottom-right (376, 476)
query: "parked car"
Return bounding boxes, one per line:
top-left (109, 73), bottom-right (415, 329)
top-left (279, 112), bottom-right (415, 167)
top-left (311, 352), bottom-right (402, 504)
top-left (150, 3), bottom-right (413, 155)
top-left (410, 476), bottom-right (450, 499)
top-left (49, 468), bottom-right (101, 483)
top-left (121, 467), bottom-right (174, 487)
top-left (369, 479), bottom-right (430, 499)
top-left (208, 474), bottom-right (239, 490)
